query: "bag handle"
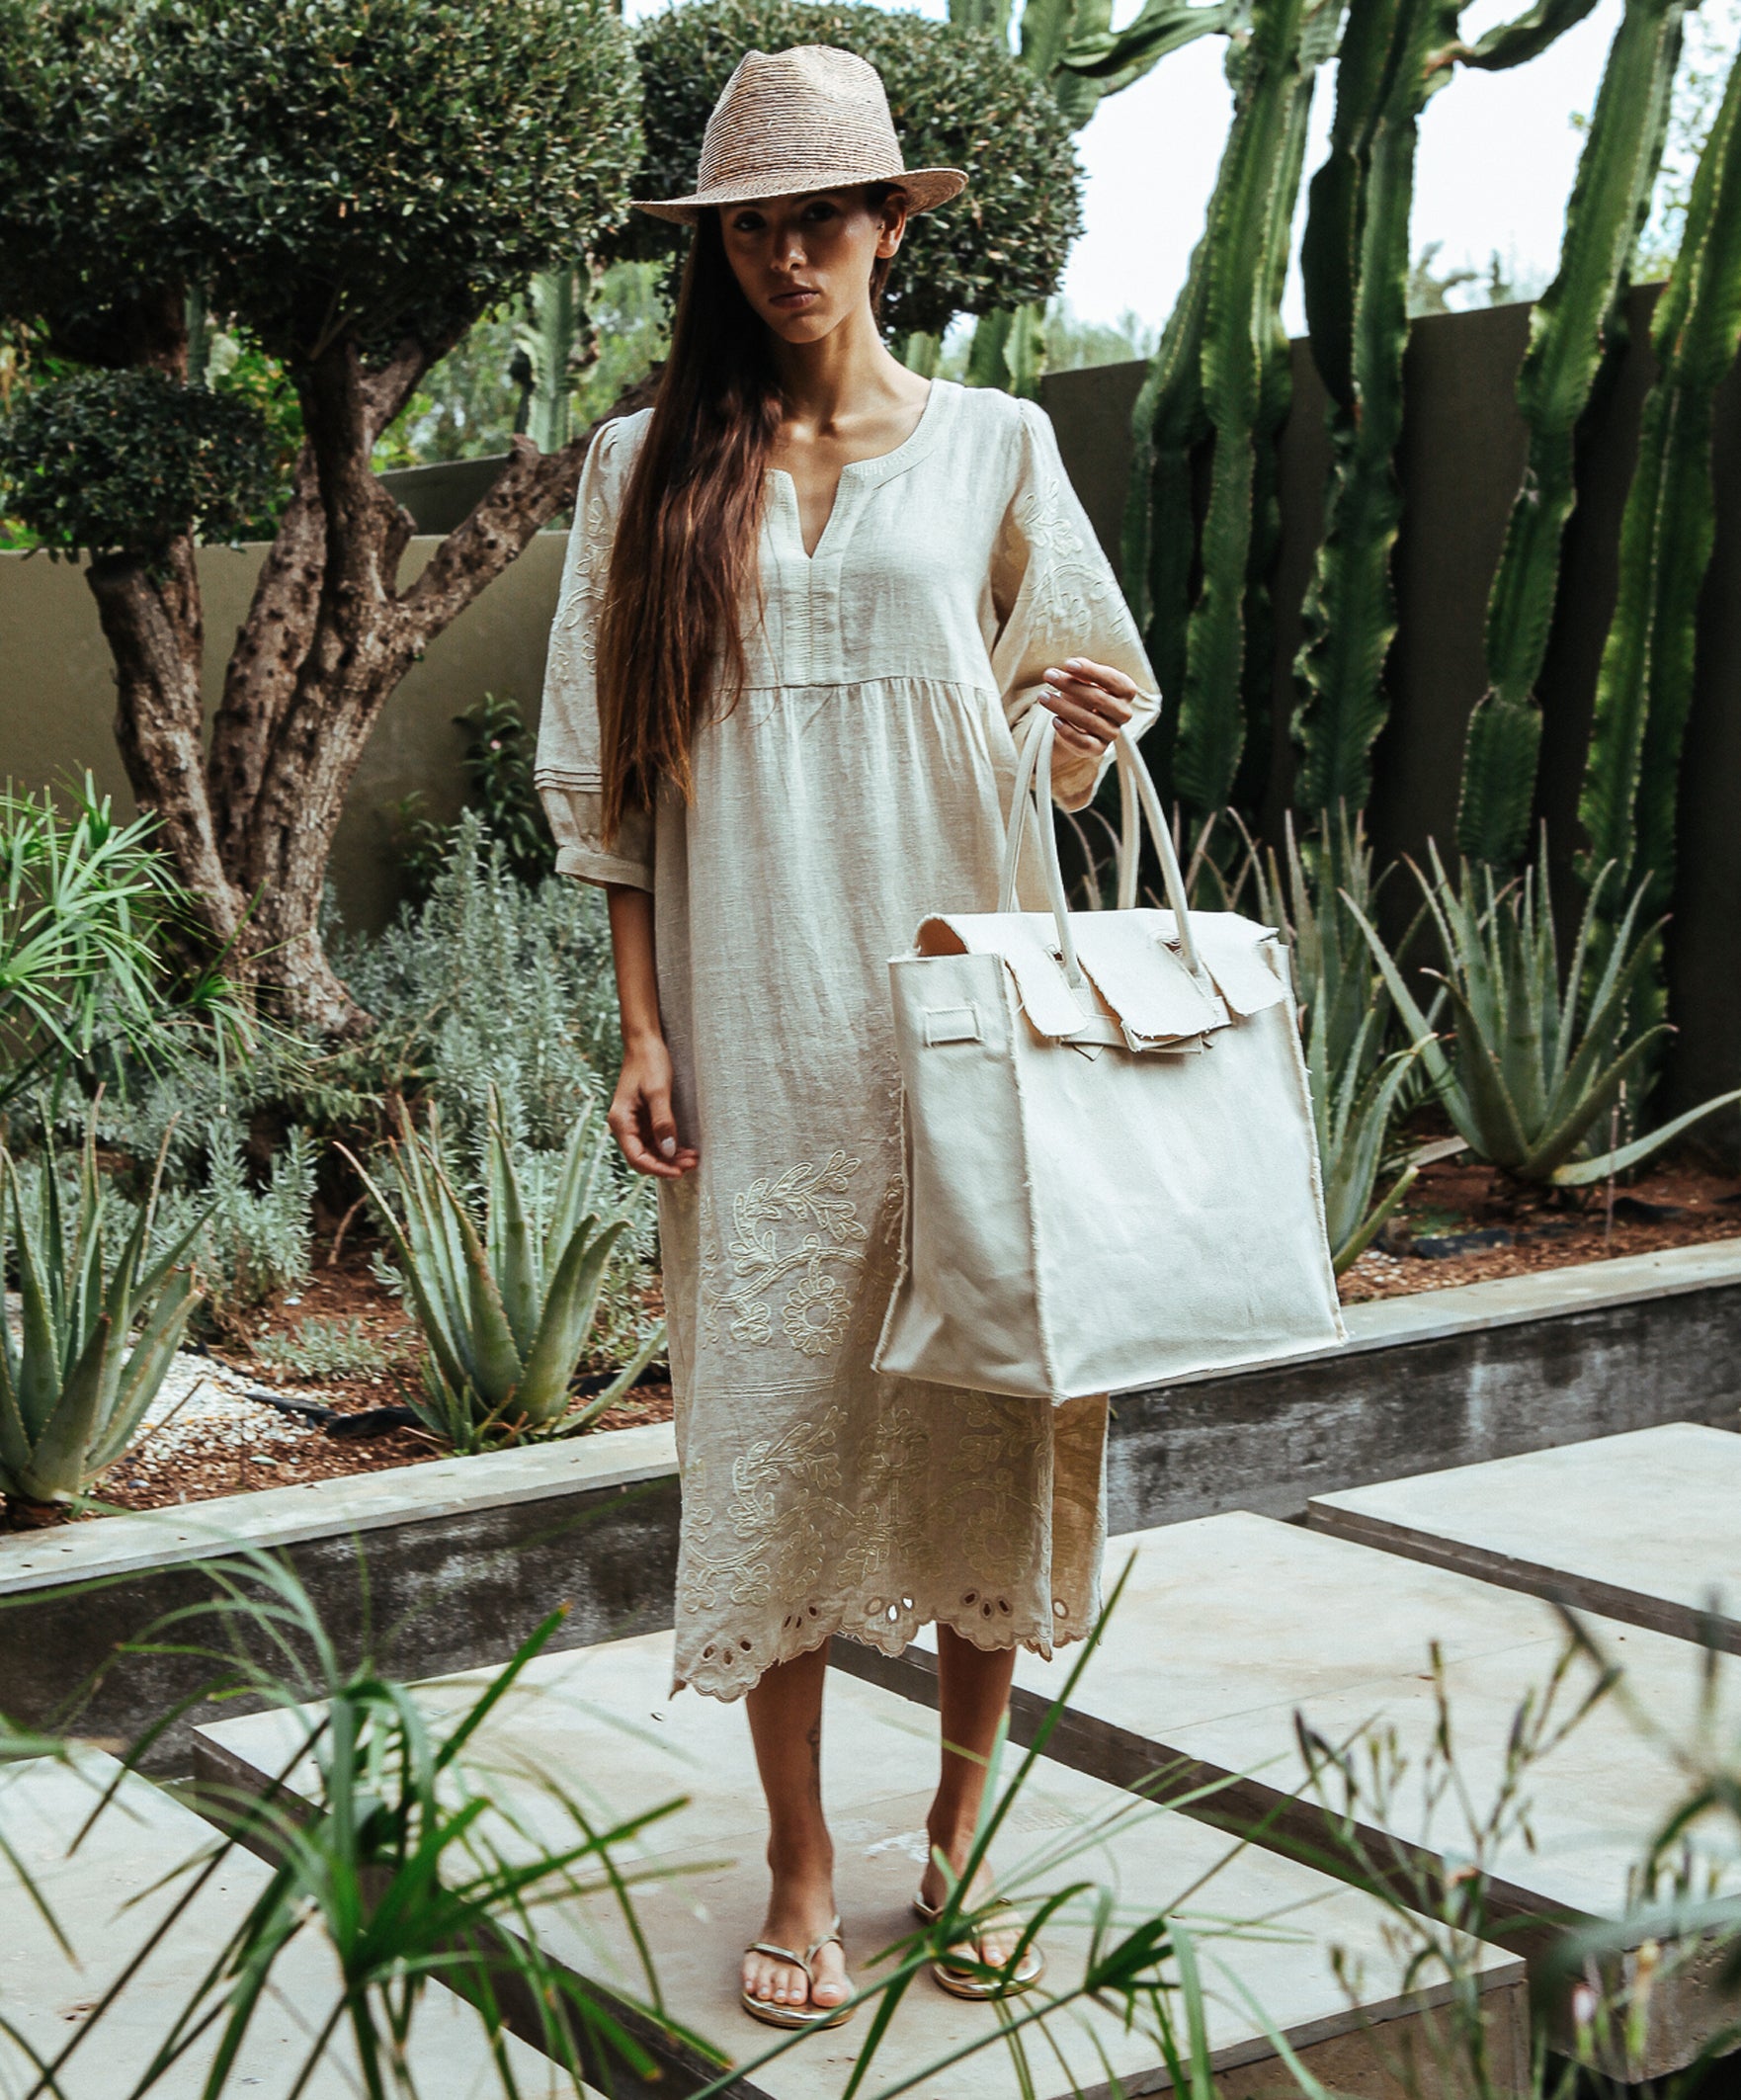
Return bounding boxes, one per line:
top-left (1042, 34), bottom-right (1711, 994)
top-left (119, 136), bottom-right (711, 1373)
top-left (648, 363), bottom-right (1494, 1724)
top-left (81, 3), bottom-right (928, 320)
top-left (996, 708), bottom-right (1203, 981)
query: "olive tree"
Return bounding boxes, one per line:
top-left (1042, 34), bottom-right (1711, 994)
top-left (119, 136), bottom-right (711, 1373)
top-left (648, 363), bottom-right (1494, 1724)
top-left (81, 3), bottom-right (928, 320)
top-left (614, 0), bottom-right (1085, 341)
top-left (0, 0), bottom-right (640, 1033)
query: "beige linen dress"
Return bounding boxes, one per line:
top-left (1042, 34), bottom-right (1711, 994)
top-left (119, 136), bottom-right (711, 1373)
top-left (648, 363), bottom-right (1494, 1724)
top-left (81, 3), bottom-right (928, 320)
top-left (535, 378), bottom-right (1160, 1702)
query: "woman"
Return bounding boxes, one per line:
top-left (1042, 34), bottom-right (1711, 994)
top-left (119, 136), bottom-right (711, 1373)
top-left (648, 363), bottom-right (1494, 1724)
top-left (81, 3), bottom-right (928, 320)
top-left (535, 42), bottom-right (1159, 2031)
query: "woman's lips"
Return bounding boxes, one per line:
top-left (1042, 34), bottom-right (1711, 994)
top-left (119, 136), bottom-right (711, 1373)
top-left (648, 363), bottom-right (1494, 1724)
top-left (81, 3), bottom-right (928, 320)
top-left (770, 288), bottom-right (819, 306)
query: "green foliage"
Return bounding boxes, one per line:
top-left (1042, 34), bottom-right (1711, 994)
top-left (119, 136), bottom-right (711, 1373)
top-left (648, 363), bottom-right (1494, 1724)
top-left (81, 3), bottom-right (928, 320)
top-left (1123, 0), bottom-right (1332, 812)
top-left (252, 1313), bottom-right (392, 1382)
top-left (343, 1088), bottom-right (662, 1450)
top-left (1456, 0), bottom-right (1689, 867)
top-left (1288, 0), bottom-right (1460, 820)
top-left (0, 368), bottom-right (276, 557)
top-left (338, 812), bottom-right (622, 1152)
top-left (175, 1114), bottom-right (318, 1319)
top-left (0, 778), bottom-right (254, 1114)
top-left (615, 0), bottom-right (1084, 340)
top-left (1253, 812), bottom-right (1421, 1270)
top-left (386, 696), bottom-right (556, 904)
top-left (0, 1121), bottom-right (205, 1512)
top-left (1577, 42), bottom-right (1741, 985)
top-left (1347, 841), bottom-right (1741, 1185)
top-left (0, 0), bottom-right (642, 367)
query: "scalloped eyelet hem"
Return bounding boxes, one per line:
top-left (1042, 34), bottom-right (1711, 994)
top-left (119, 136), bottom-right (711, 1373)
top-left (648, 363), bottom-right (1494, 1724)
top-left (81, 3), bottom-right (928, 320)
top-left (671, 1589), bottom-right (1097, 1704)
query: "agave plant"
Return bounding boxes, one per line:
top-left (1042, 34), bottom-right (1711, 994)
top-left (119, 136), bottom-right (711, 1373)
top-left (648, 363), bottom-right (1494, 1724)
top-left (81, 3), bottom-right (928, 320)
top-left (341, 1088), bottom-right (662, 1450)
top-left (1348, 841), bottom-right (1741, 1187)
top-left (1251, 811), bottom-right (1425, 1270)
top-left (0, 1122), bottom-right (206, 1520)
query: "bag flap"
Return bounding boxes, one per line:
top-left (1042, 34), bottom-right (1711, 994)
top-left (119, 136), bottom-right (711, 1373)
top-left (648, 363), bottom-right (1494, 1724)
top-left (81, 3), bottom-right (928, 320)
top-left (1066, 914), bottom-right (1228, 1041)
top-left (1163, 911), bottom-right (1291, 1017)
top-left (917, 912), bottom-right (1089, 1037)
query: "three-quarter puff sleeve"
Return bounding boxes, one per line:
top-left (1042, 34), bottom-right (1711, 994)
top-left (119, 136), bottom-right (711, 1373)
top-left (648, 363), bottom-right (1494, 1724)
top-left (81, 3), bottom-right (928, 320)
top-left (990, 397), bottom-right (1161, 813)
top-left (534, 416), bottom-right (654, 891)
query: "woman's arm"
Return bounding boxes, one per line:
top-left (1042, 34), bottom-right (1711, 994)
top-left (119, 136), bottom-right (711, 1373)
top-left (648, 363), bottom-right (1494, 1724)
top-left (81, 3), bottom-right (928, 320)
top-left (605, 883), bottom-right (700, 1179)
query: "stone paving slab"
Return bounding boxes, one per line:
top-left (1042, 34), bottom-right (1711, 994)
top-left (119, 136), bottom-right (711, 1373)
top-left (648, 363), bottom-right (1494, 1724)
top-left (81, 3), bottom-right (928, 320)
top-left (0, 1748), bottom-right (576, 2098)
top-left (838, 1513), bottom-right (1741, 2078)
top-left (1309, 1422), bottom-right (1741, 1648)
top-left (195, 1631), bottom-right (1525, 2100)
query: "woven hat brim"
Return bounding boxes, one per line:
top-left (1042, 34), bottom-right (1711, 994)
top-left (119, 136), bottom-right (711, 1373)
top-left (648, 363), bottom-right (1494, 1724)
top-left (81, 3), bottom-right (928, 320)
top-left (632, 166), bottom-right (966, 223)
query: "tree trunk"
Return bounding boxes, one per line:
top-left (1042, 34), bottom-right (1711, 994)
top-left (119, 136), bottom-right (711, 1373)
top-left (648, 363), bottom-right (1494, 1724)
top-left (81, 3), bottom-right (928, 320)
top-left (87, 539), bottom-right (250, 954)
top-left (98, 326), bottom-right (659, 1040)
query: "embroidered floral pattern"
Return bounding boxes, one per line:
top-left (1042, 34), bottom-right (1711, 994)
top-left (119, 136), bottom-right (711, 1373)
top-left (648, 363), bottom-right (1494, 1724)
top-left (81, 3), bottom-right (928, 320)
top-left (701, 1150), bottom-right (869, 1359)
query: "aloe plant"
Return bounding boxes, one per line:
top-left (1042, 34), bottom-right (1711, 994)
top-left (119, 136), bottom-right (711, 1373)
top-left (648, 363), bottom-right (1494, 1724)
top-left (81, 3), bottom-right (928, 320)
top-left (0, 1123), bottom-right (206, 1519)
top-left (1253, 811), bottom-right (1422, 1267)
top-left (1456, 0), bottom-right (1691, 866)
top-left (341, 1088), bottom-right (662, 1451)
top-left (1346, 841), bottom-right (1741, 1187)
top-left (1291, 0), bottom-right (1605, 819)
top-left (1578, 42), bottom-right (1741, 990)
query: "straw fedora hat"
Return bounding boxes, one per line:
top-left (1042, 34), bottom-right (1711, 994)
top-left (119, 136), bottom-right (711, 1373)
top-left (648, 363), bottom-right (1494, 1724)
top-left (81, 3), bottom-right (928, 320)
top-left (632, 44), bottom-right (967, 223)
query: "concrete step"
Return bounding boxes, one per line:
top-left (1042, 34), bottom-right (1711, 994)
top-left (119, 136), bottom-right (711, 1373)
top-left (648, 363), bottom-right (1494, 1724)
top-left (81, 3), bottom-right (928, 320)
top-left (837, 1511), bottom-right (1741, 2080)
top-left (1309, 1420), bottom-right (1741, 1648)
top-left (0, 1748), bottom-right (576, 2098)
top-left (193, 1629), bottom-right (1526, 2100)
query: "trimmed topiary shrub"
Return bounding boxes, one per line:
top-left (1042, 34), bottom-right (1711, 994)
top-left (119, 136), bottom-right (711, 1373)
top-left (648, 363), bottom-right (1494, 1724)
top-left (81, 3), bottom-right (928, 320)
top-left (614, 0), bottom-right (1084, 339)
top-left (0, 370), bottom-right (276, 557)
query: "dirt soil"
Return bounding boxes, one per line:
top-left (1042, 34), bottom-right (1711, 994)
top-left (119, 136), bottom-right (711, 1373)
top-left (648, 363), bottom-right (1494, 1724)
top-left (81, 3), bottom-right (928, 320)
top-left (78, 1239), bottom-right (672, 1522)
top-left (19, 1148), bottom-right (1738, 1527)
top-left (1338, 1151), bottom-right (1741, 1302)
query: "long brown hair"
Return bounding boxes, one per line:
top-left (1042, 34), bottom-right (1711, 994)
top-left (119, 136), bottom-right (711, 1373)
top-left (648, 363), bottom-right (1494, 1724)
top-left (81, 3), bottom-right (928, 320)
top-left (594, 192), bottom-right (895, 846)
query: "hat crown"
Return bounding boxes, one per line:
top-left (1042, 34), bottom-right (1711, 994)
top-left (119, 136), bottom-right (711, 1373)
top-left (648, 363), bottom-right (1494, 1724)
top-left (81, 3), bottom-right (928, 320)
top-left (697, 44), bottom-right (906, 196)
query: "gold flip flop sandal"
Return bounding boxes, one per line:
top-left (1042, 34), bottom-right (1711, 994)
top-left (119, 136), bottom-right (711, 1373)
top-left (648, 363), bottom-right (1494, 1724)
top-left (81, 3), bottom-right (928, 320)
top-left (740, 1916), bottom-right (855, 2031)
top-left (913, 1890), bottom-right (1045, 2000)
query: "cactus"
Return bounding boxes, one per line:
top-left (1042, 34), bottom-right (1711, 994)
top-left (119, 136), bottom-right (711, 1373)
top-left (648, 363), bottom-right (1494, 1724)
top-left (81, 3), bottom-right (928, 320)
top-left (953, 0), bottom-right (1229, 393)
top-left (1119, 0), bottom-right (1332, 808)
top-left (516, 267), bottom-right (593, 455)
top-left (1578, 44), bottom-right (1741, 977)
top-left (1455, 0), bottom-right (1690, 866)
top-left (1291, 0), bottom-right (1603, 819)
top-left (1172, 0), bottom-right (1336, 812)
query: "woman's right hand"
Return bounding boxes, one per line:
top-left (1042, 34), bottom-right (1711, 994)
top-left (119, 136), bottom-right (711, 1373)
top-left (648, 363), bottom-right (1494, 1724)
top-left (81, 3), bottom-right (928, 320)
top-left (610, 1031), bottom-right (700, 1179)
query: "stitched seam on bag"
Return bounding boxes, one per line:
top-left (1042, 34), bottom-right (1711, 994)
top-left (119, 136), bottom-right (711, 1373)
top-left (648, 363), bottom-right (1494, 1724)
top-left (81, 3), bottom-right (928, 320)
top-left (1001, 970), bottom-right (1063, 1403)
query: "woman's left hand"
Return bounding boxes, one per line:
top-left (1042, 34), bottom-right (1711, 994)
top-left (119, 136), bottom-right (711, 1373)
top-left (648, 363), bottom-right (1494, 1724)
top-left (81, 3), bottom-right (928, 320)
top-left (1037, 659), bottom-right (1138, 752)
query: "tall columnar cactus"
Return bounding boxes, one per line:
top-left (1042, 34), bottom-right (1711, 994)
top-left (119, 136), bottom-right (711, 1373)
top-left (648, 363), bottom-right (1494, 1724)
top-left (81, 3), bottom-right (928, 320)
top-left (1173, 0), bottom-right (1337, 811)
top-left (1577, 43), bottom-right (1741, 983)
top-left (516, 266), bottom-right (593, 456)
top-left (1119, 0), bottom-right (1334, 807)
top-left (1290, 0), bottom-right (1604, 818)
top-left (951, 0), bottom-right (1229, 393)
top-left (1455, 0), bottom-right (1691, 867)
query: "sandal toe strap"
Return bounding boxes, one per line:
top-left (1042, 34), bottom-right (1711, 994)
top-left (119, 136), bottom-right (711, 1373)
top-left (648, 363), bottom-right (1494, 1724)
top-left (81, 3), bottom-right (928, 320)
top-left (746, 1940), bottom-right (812, 1979)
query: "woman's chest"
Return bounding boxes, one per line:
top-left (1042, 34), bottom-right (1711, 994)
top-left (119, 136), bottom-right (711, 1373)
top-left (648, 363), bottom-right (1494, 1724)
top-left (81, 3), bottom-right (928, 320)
top-left (749, 467), bottom-right (1004, 688)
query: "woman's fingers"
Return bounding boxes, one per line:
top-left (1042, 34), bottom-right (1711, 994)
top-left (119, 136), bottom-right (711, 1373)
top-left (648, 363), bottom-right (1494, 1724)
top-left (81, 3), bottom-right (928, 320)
top-left (1039, 659), bottom-right (1137, 750)
top-left (609, 1086), bottom-right (698, 1178)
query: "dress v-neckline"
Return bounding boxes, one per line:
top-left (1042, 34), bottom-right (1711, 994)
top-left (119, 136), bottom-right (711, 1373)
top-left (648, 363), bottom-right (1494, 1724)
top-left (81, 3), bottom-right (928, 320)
top-left (767, 379), bottom-right (947, 562)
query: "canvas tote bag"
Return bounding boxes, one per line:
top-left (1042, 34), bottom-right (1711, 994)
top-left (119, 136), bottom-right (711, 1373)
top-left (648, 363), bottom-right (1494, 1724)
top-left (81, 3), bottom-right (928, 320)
top-left (873, 707), bottom-right (1346, 1404)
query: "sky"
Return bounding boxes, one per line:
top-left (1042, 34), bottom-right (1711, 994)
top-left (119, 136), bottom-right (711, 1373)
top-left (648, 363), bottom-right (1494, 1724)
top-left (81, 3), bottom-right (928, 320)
top-left (622, 0), bottom-right (1632, 335)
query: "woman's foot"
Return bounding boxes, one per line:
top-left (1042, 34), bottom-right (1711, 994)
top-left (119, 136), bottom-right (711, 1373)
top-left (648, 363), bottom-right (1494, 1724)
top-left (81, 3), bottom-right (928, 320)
top-left (741, 1860), bottom-right (852, 2015)
top-left (919, 1813), bottom-right (1022, 1970)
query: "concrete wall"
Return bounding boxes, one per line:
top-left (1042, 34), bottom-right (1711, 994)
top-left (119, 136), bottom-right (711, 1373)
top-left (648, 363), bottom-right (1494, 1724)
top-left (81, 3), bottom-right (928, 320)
top-left (0, 534), bottom-right (567, 937)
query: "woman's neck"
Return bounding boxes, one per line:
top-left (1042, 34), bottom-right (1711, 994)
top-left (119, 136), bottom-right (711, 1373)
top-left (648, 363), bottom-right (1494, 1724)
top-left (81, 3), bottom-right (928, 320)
top-left (769, 304), bottom-right (922, 434)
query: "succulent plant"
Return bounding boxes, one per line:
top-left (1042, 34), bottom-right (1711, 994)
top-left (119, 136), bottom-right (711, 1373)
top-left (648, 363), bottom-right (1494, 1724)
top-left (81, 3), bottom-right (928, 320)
top-left (0, 1124), bottom-right (206, 1519)
top-left (1455, 0), bottom-right (1692, 868)
top-left (1577, 41), bottom-right (1741, 1004)
top-left (341, 1087), bottom-right (662, 1451)
top-left (1346, 841), bottom-right (1741, 1187)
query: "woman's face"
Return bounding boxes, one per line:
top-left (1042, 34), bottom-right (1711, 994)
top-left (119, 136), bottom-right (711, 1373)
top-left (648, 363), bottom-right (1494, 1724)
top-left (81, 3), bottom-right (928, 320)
top-left (718, 187), bottom-right (908, 344)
